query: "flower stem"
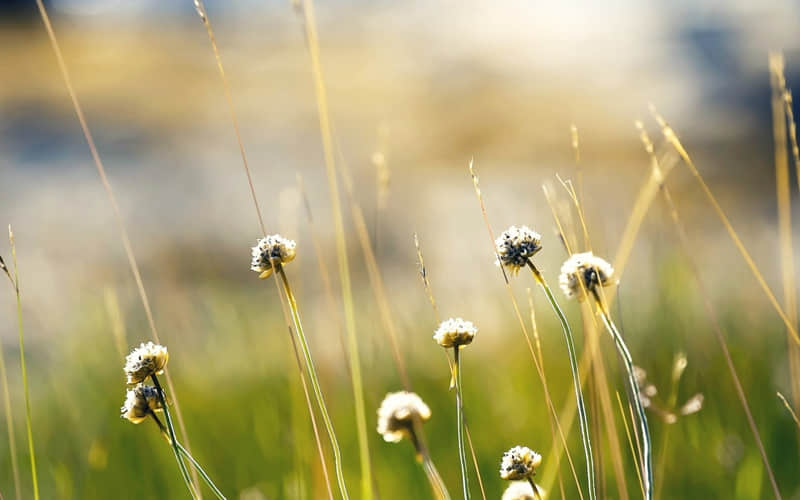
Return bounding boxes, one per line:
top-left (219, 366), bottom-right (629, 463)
top-left (453, 347), bottom-right (470, 499)
top-left (8, 228), bottom-right (38, 500)
top-left (151, 374), bottom-right (197, 499)
top-left (527, 478), bottom-right (543, 500)
top-left (527, 261), bottom-right (595, 500)
top-left (422, 453), bottom-right (452, 500)
top-left (594, 296), bottom-right (652, 500)
top-left (277, 266), bottom-right (350, 500)
top-left (176, 443), bottom-right (227, 500)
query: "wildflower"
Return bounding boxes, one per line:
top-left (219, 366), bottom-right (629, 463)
top-left (120, 384), bottom-right (163, 424)
top-left (433, 317), bottom-right (477, 348)
top-left (250, 234), bottom-right (297, 279)
top-left (558, 252), bottom-right (614, 300)
top-left (124, 342), bottom-right (169, 384)
top-left (502, 481), bottom-right (543, 500)
top-left (500, 446), bottom-right (542, 480)
top-left (376, 391), bottom-right (431, 443)
top-left (495, 226), bottom-right (542, 274)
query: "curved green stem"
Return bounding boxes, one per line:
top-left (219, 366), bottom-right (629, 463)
top-left (528, 262), bottom-right (595, 500)
top-left (176, 443), bottom-right (227, 500)
top-left (595, 299), bottom-right (652, 500)
top-left (277, 266), bottom-right (350, 500)
top-left (527, 478), bottom-right (543, 500)
top-left (453, 347), bottom-right (470, 499)
top-left (152, 374), bottom-right (197, 499)
top-left (422, 453), bottom-right (452, 500)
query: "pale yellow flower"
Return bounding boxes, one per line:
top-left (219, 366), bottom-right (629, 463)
top-left (120, 384), bottom-right (163, 424)
top-left (376, 391), bottom-right (431, 443)
top-left (124, 342), bottom-right (169, 384)
top-left (558, 252), bottom-right (614, 300)
top-left (433, 317), bottom-right (477, 349)
top-left (495, 226), bottom-right (542, 274)
top-left (250, 234), bottom-right (297, 279)
top-left (500, 446), bottom-right (542, 480)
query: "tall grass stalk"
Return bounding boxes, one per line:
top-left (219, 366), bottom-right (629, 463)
top-left (591, 294), bottom-right (652, 500)
top-left (151, 374), bottom-right (197, 499)
top-left (615, 392), bottom-right (645, 499)
top-left (7, 228), bottom-right (38, 500)
top-left (297, 1), bottom-right (373, 495)
top-left (176, 443), bottom-right (227, 499)
top-left (0, 255), bottom-right (21, 500)
top-left (527, 262), bottom-right (596, 500)
top-left (32, 3), bottom-right (201, 493)
top-left (276, 265), bottom-right (350, 500)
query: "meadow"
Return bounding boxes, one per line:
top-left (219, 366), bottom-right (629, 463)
top-left (1, 1), bottom-right (799, 499)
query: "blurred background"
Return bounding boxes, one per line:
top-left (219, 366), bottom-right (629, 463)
top-left (1, 0), bottom-right (800, 498)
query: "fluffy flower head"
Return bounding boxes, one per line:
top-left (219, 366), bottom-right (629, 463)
top-left (120, 384), bottom-right (163, 424)
top-left (502, 481), bottom-right (544, 500)
top-left (376, 391), bottom-right (432, 443)
top-left (250, 234), bottom-right (297, 279)
top-left (433, 317), bottom-right (477, 348)
top-left (124, 342), bottom-right (169, 384)
top-left (495, 226), bottom-right (542, 274)
top-left (558, 252), bottom-right (614, 300)
top-left (500, 445), bottom-right (542, 480)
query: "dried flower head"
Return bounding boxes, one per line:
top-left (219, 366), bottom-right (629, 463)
top-left (120, 384), bottom-right (163, 424)
top-left (502, 481), bottom-right (543, 500)
top-left (558, 252), bottom-right (614, 300)
top-left (495, 226), bottom-right (543, 274)
top-left (433, 317), bottom-right (477, 348)
top-left (124, 342), bottom-right (169, 384)
top-left (250, 234), bottom-right (297, 279)
top-left (500, 446), bottom-right (542, 480)
top-left (376, 391), bottom-right (432, 443)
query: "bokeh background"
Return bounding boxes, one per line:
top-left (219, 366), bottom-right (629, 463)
top-left (2, 0), bottom-right (800, 498)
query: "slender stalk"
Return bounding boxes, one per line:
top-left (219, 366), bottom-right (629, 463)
top-left (422, 454), bottom-right (452, 500)
top-left (527, 261), bottom-right (595, 500)
top-left (151, 374), bottom-right (196, 499)
top-left (277, 266), bottom-right (350, 500)
top-left (176, 443), bottom-right (227, 500)
top-left (7, 229), bottom-right (38, 500)
top-left (0, 256), bottom-right (21, 500)
top-left (453, 347), bottom-right (470, 500)
top-left (527, 478), bottom-right (543, 500)
top-left (593, 298), bottom-right (652, 500)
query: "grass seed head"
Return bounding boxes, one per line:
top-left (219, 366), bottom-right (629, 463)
top-left (124, 342), bottom-right (169, 384)
top-left (500, 445), bottom-right (542, 480)
top-left (495, 225), bottom-right (543, 274)
top-left (433, 317), bottom-right (477, 348)
top-left (250, 234), bottom-right (297, 279)
top-left (376, 391), bottom-right (432, 443)
top-left (121, 384), bottom-right (163, 424)
top-left (558, 251), bottom-right (614, 300)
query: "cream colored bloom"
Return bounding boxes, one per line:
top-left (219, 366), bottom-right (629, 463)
top-left (376, 391), bottom-right (432, 443)
top-left (120, 384), bottom-right (163, 424)
top-left (500, 446), bottom-right (542, 480)
top-left (433, 317), bottom-right (477, 348)
top-left (558, 252), bottom-right (614, 300)
top-left (495, 226), bottom-right (542, 274)
top-left (250, 234), bottom-right (297, 279)
top-left (124, 342), bottom-right (169, 384)
top-left (502, 481), bottom-right (545, 500)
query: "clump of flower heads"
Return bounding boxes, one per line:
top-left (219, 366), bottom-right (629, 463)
top-left (121, 384), bottom-right (164, 424)
top-left (558, 251), bottom-right (614, 300)
top-left (502, 481), bottom-right (542, 500)
top-left (124, 342), bottom-right (169, 384)
top-left (376, 391), bottom-right (432, 443)
top-left (433, 317), bottom-right (478, 348)
top-left (500, 445), bottom-right (543, 480)
top-left (250, 234), bottom-right (297, 279)
top-left (495, 225), bottom-right (543, 274)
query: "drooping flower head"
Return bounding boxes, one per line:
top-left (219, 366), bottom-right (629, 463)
top-left (495, 226), bottom-right (542, 274)
top-left (376, 391), bottom-right (432, 443)
top-left (500, 446), bottom-right (542, 480)
top-left (558, 252), bottom-right (614, 300)
top-left (433, 317), bottom-right (477, 349)
top-left (502, 481), bottom-right (543, 500)
top-left (120, 384), bottom-right (163, 424)
top-left (124, 342), bottom-right (169, 384)
top-left (250, 234), bottom-right (297, 279)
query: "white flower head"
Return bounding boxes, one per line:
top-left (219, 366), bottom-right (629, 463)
top-left (495, 226), bottom-right (542, 274)
top-left (502, 481), bottom-right (545, 500)
top-left (124, 342), bottom-right (169, 384)
top-left (376, 391), bottom-right (432, 443)
top-left (250, 234), bottom-right (297, 279)
top-left (433, 317), bottom-right (477, 348)
top-left (120, 384), bottom-right (163, 424)
top-left (500, 446), bottom-right (542, 480)
top-left (558, 252), bottom-right (614, 300)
